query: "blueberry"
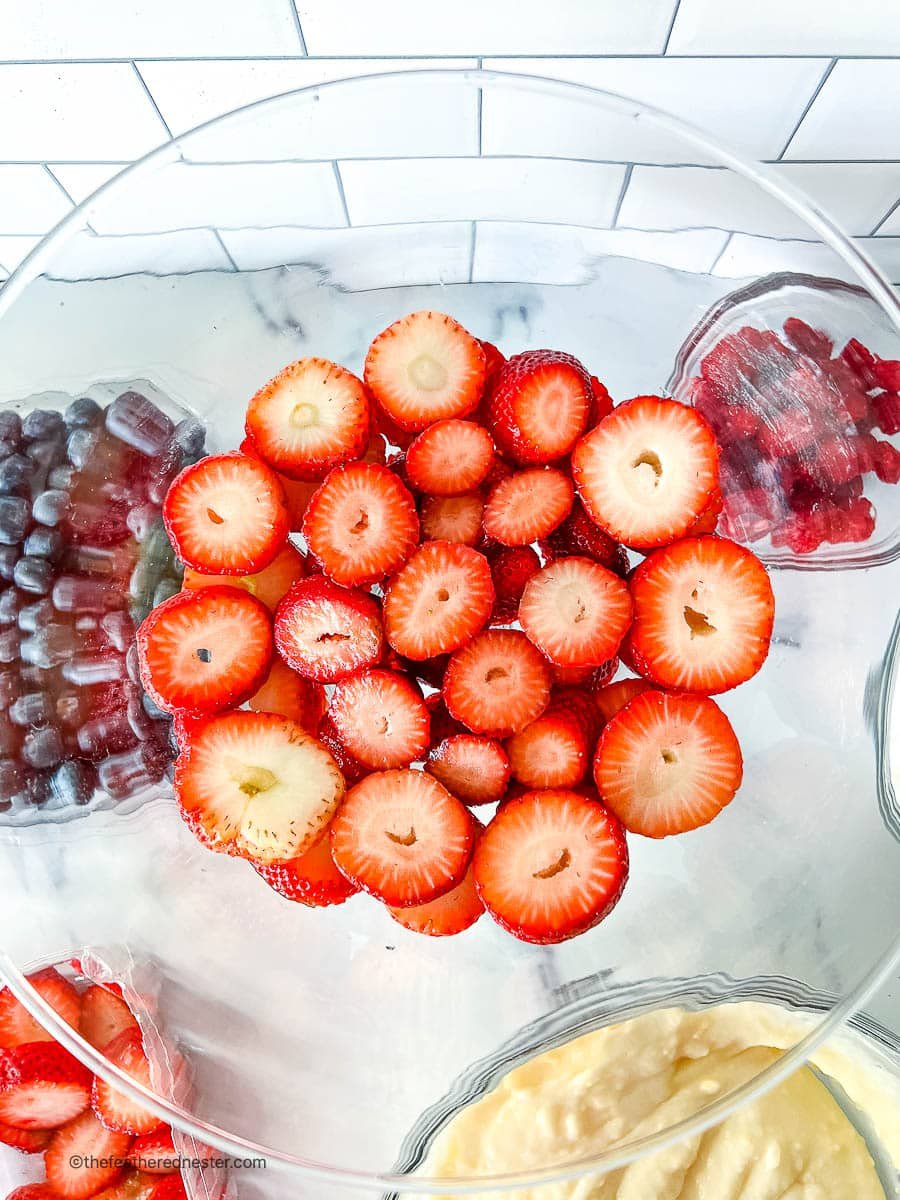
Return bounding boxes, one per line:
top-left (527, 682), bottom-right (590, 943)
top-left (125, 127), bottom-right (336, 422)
top-left (125, 503), bottom-right (158, 542)
top-left (23, 527), bottom-right (63, 562)
top-left (141, 691), bottom-right (168, 721)
top-left (47, 464), bottom-right (75, 491)
top-left (0, 720), bottom-right (21, 757)
top-left (23, 410), bottom-right (65, 443)
top-left (9, 691), bottom-right (53, 727)
top-left (0, 412), bottom-right (22, 457)
top-left (26, 440), bottom-right (66, 489)
top-left (64, 397), bottom-right (101, 430)
top-left (13, 557), bottom-right (54, 595)
top-left (31, 489), bottom-right (69, 527)
top-left (61, 652), bottom-right (126, 686)
top-left (0, 628), bottom-right (20, 663)
top-left (17, 598), bottom-right (53, 633)
top-left (98, 743), bottom-right (163, 800)
top-left (52, 575), bottom-right (121, 614)
top-left (0, 547), bottom-right (17, 582)
top-left (0, 669), bottom-right (18, 708)
top-left (48, 760), bottom-right (96, 808)
top-left (12, 769), bottom-right (53, 808)
top-left (0, 589), bottom-right (20, 625)
top-left (0, 454), bottom-right (32, 496)
top-left (66, 427), bottom-right (101, 471)
top-left (0, 759), bottom-right (26, 805)
top-left (20, 625), bottom-right (76, 669)
top-left (55, 692), bottom-right (84, 729)
top-left (0, 496), bottom-right (30, 545)
top-left (77, 710), bottom-right (137, 757)
top-left (151, 579), bottom-right (179, 608)
top-left (106, 391), bottom-right (175, 457)
top-left (173, 416), bottom-right (205, 461)
top-left (99, 610), bottom-right (133, 652)
top-left (22, 726), bottom-right (63, 770)
top-left (125, 643), bottom-right (140, 685)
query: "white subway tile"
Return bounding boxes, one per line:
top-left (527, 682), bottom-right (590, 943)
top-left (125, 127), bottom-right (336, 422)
top-left (772, 163), bottom-right (900, 236)
top-left (861, 237), bottom-right (900, 281)
top-left (44, 230), bottom-right (233, 280)
top-left (48, 164), bottom-right (129, 205)
top-left (785, 61), bottom-right (900, 160)
top-left (668, 0), bottom-right (900, 54)
top-left (712, 234), bottom-right (858, 283)
top-left (0, 167), bottom-right (72, 235)
top-left (875, 206), bottom-right (900, 236)
top-left (0, 236), bottom-right (42, 274)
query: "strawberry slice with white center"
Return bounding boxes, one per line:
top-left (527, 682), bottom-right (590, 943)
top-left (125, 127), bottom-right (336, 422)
top-left (364, 310), bottom-right (486, 432)
top-left (275, 576), bottom-right (383, 682)
top-left (419, 492), bottom-right (485, 546)
top-left (425, 734), bottom-right (510, 805)
top-left (330, 769), bottom-right (474, 907)
top-left (175, 710), bottom-right (345, 864)
top-left (91, 1028), bottom-right (162, 1137)
top-left (302, 462), bottom-right (419, 587)
top-left (79, 986), bottom-right (139, 1053)
top-left (505, 689), bottom-right (601, 790)
top-left (317, 716), bottom-right (368, 783)
top-left (593, 678), bottom-right (653, 725)
top-left (628, 536), bottom-right (775, 694)
top-left (0, 968), bottom-right (81, 1050)
top-left (482, 467), bottom-right (574, 546)
top-left (249, 657), bottom-right (326, 732)
top-left (518, 557), bottom-right (633, 668)
top-left (443, 629), bottom-right (552, 738)
top-left (486, 350), bottom-right (593, 465)
top-left (404, 420), bottom-right (495, 495)
top-left (571, 396), bottom-right (719, 550)
top-left (45, 1108), bottom-right (133, 1199)
top-left (181, 542), bottom-right (306, 612)
top-left (0, 1043), bottom-right (92, 1129)
top-left (255, 833), bottom-right (359, 908)
top-left (382, 540), bottom-right (494, 660)
top-left (388, 851), bottom-right (484, 937)
top-left (0, 1121), bottom-right (52, 1153)
top-left (473, 789), bottom-right (628, 944)
top-left (245, 357), bottom-right (370, 481)
top-left (137, 586), bottom-right (273, 715)
top-left (593, 690), bottom-right (743, 837)
top-left (326, 669), bottom-right (430, 769)
top-left (127, 1126), bottom-right (178, 1174)
top-left (162, 452), bottom-right (289, 575)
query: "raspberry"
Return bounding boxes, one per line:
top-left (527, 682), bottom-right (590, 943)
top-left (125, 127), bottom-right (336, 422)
top-left (872, 439), bottom-right (900, 485)
top-left (805, 433), bottom-right (866, 489)
top-left (840, 337), bottom-right (879, 389)
top-left (783, 318), bottom-right (834, 361)
top-left (720, 488), bottom-right (781, 543)
top-left (872, 392), bottom-right (900, 436)
top-left (873, 359), bottom-right (900, 391)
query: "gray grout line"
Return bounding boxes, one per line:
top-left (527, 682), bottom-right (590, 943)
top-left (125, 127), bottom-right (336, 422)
top-left (130, 61), bottom-right (174, 140)
top-left (707, 231), bottom-right (733, 274)
top-left (662, 0), bottom-right (684, 55)
top-left (331, 161), bottom-right (352, 226)
top-left (288, 1), bottom-right (309, 56)
top-left (467, 222), bottom-right (477, 283)
top-left (2, 156), bottom-right (900, 168)
top-left (611, 163), bottom-right (634, 228)
top-left (871, 197), bottom-right (900, 236)
top-left (777, 57), bottom-right (837, 160)
top-left (41, 164), bottom-right (77, 207)
top-left (476, 56), bottom-right (483, 156)
top-left (211, 229), bottom-right (240, 270)
top-left (0, 53), bottom-right (877, 63)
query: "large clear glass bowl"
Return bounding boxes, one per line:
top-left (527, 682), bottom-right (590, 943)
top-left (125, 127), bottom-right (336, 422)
top-left (1, 70), bottom-right (900, 1196)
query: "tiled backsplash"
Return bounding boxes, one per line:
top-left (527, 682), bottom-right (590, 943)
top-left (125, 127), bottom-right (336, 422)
top-left (0, 0), bottom-right (898, 282)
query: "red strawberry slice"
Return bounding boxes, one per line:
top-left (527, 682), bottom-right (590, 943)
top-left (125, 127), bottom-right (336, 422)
top-left (383, 541), bottom-right (494, 661)
top-left (594, 690), bottom-right (743, 837)
top-left (0, 969), bottom-right (81, 1050)
top-left (572, 396), bottom-right (719, 550)
top-left (91, 1028), bottom-right (162, 1136)
top-left (552, 658), bottom-right (617, 689)
top-left (181, 542), bottom-right (306, 613)
top-left (254, 833), bottom-right (359, 908)
top-left (505, 689), bottom-right (601, 790)
top-left (404, 420), bottom-right (495, 495)
top-left (249, 657), bottom-right (326, 732)
top-left (684, 487), bottom-right (723, 536)
top-left (486, 350), bottom-right (592, 465)
top-left (162, 453), bottom-right (289, 575)
top-left (317, 716), bottom-right (368, 784)
top-left (426, 734), bottom-right (511, 805)
top-left (302, 462), bottom-right (419, 587)
top-left (419, 492), bottom-right (485, 546)
top-left (326, 669), bottom-right (430, 770)
top-left (45, 1108), bottom-right (133, 1199)
top-left (482, 468), bottom-right (574, 546)
top-left (278, 476), bottom-right (320, 530)
top-left (137, 586), bottom-right (273, 715)
top-left (518, 557), bottom-right (633, 668)
top-left (126, 1126), bottom-right (178, 1174)
top-left (330, 769), bottom-right (474, 907)
top-left (473, 789), bottom-right (628, 944)
top-left (0, 1118), bottom-right (53, 1152)
top-left (0, 1043), bottom-right (92, 1129)
top-left (79, 987), bottom-right (139, 1053)
top-left (245, 357), bottom-right (370, 480)
top-left (143, 1177), bottom-right (185, 1200)
top-left (7, 1186), bottom-right (59, 1199)
top-left (594, 678), bottom-right (653, 725)
top-left (487, 544), bottom-right (541, 625)
top-left (480, 340), bottom-right (507, 390)
top-left (364, 311), bottom-right (486, 432)
top-left (628, 536), bottom-right (775, 694)
top-left (362, 431), bottom-right (388, 465)
top-left (388, 853), bottom-right (483, 937)
top-left (541, 500), bottom-right (629, 576)
top-left (275, 576), bottom-right (383, 682)
top-left (443, 629), bottom-right (552, 738)
top-left (589, 376), bottom-right (614, 425)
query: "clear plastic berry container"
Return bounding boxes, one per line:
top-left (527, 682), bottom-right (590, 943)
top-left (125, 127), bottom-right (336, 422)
top-left (0, 70), bottom-right (900, 1197)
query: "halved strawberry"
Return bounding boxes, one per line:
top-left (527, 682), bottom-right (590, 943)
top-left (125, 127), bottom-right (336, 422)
top-left (628, 536), bottom-right (775, 694)
top-left (685, 487), bottom-right (723, 536)
top-left (0, 1118), bottom-right (52, 1152)
top-left (302, 462), bottom-right (419, 586)
top-left (572, 396), bottom-right (719, 550)
top-left (254, 832), bottom-right (359, 908)
top-left (181, 542), bottom-right (306, 613)
top-left (326, 669), bottom-right (430, 769)
top-left (482, 468), bottom-right (574, 546)
top-left (589, 376), bottom-right (614, 425)
top-left (419, 492), bottom-right (484, 546)
top-left (79, 986), bottom-right (139, 1053)
top-left (443, 629), bottom-right (552, 738)
top-left (0, 1043), bottom-right (92, 1129)
top-left (0, 969), bottom-right (81, 1050)
top-left (480, 340), bottom-right (507, 390)
top-left (137, 586), bottom-right (273, 715)
top-left (126, 1127), bottom-right (177, 1175)
top-left (594, 690), bottom-right (743, 837)
top-left (362, 431), bottom-right (388, 465)
top-left (486, 350), bottom-right (592, 465)
top-left (91, 1029), bottom-right (161, 1137)
top-left (551, 658), bottom-right (617, 689)
top-left (275, 576), bottom-right (383, 682)
top-left (487, 544), bottom-right (541, 625)
top-left (519, 557), bottom-right (632, 668)
top-left (175, 711), bottom-right (345, 864)
top-left (404, 420), bottom-right (495, 495)
top-left (249, 657), bottom-right (326, 732)
top-left (594, 677), bottom-right (653, 724)
top-left (317, 716), bottom-right (368, 784)
top-left (162, 453), bottom-right (289, 575)
top-left (245, 357), bottom-right (370, 480)
top-left (505, 690), bottom-right (601, 790)
top-left (330, 770), bottom-right (474, 907)
top-left (541, 500), bottom-right (629, 576)
top-left (278, 476), bottom-right (320, 530)
top-left (364, 311), bottom-right (486, 432)
top-left (142, 1177), bottom-right (185, 1200)
top-left (473, 790), bottom-right (628, 943)
top-left (45, 1108), bottom-right (133, 1199)
top-left (382, 541), bottom-right (494, 661)
top-left (426, 734), bottom-right (510, 805)
top-left (388, 853), bottom-right (483, 937)
top-left (7, 1185), bottom-right (59, 1199)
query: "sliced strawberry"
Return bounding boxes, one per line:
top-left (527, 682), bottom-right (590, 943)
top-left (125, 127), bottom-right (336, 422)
top-left (425, 695), bottom-right (463, 742)
top-left (519, 557), bottom-right (632, 668)
top-left (142, 1177), bottom-right (185, 1200)
top-left (162, 453), bottom-right (289, 575)
top-left (505, 690), bottom-right (601, 790)
top-left (444, 629), bottom-right (552, 738)
top-left (249, 657), bottom-right (326, 732)
top-left (362, 431), bottom-right (388, 465)
top-left (326, 669), bottom-right (430, 769)
top-left (245, 357), bottom-right (370, 480)
top-left (0, 969), bottom-right (81, 1050)
top-left (473, 789), bottom-right (628, 943)
top-left (90, 1028), bottom-right (161, 1136)
top-left (685, 487), bottom-right (723, 536)
top-left (92, 1170), bottom-right (160, 1200)
top-left (486, 350), bottom-right (592, 465)
top-left (552, 659), bottom-right (617, 689)
top-left (278, 476), bottom-right (320, 530)
top-left (382, 541), bottom-right (494, 661)
top-left (126, 1127), bottom-right (177, 1175)
top-left (482, 468), bottom-right (574, 546)
top-left (426, 734), bottom-right (511, 805)
top-left (629, 536), bottom-right (775, 694)
top-left (0, 1043), bottom-right (91, 1129)
top-left (594, 690), bottom-right (743, 837)
top-left (594, 677), bottom-right (653, 725)
top-left (317, 716), bottom-right (368, 784)
top-left (7, 1186), bottom-right (59, 1199)
top-left (419, 492), bottom-right (484, 546)
top-left (330, 769), bottom-right (474, 906)
top-left (480, 340), bottom-right (507, 390)
top-left (541, 500), bottom-right (629, 576)
top-left (572, 396), bottom-right (719, 549)
top-left (388, 853), bottom-right (483, 937)
top-left (175, 711), bottom-right (345, 864)
top-left (79, 987), bottom-right (139, 1054)
top-left (302, 462), bottom-right (419, 587)
top-left (372, 406), bottom-right (417, 452)
top-left (275, 576), bottom-right (383, 682)
top-left (181, 542), bottom-right (306, 613)
top-left (364, 311), bottom-right (486, 432)
top-left (404, 420), bottom-right (495, 496)
top-left (137, 586), bottom-right (273, 715)
top-left (254, 832), bottom-right (359, 908)
top-left (589, 376), bottom-right (614, 425)
top-left (487, 545), bottom-right (541, 625)
top-left (0, 1118), bottom-right (53, 1152)
top-left (45, 1108), bottom-right (133, 1199)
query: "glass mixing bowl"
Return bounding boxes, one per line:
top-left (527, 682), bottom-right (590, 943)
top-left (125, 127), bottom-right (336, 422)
top-left (1, 69), bottom-right (900, 1197)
